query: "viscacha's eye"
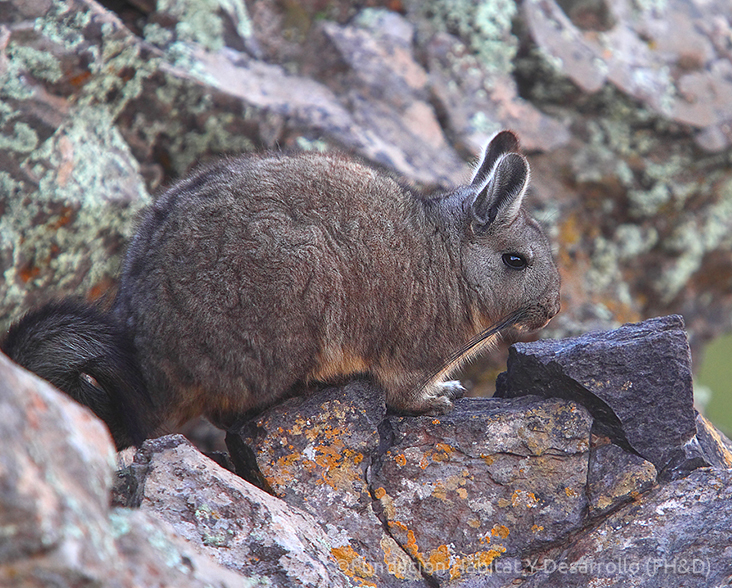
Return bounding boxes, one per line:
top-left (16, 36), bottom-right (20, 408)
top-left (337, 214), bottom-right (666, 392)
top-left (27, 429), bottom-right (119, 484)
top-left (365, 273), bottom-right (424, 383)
top-left (502, 253), bottom-right (527, 270)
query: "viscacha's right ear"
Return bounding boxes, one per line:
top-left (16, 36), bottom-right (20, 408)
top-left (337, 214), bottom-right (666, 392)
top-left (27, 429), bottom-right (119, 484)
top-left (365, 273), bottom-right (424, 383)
top-left (470, 130), bottom-right (520, 189)
top-left (471, 152), bottom-right (530, 232)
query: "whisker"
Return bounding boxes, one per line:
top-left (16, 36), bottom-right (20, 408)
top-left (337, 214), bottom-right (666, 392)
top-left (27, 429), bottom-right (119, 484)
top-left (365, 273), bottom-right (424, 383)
top-left (417, 309), bottom-right (527, 392)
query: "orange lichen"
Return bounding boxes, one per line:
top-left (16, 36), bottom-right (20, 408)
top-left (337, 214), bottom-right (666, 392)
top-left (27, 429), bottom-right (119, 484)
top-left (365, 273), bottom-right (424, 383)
top-left (480, 453), bottom-right (495, 465)
top-left (449, 548), bottom-right (506, 580)
top-left (277, 453), bottom-right (299, 468)
top-left (427, 545), bottom-right (451, 573)
top-left (404, 529), bottom-right (421, 562)
top-left (491, 524), bottom-right (510, 539)
top-left (435, 442), bottom-right (454, 456)
top-left (511, 489), bottom-right (539, 508)
top-left (331, 545), bottom-right (376, 586)
top-left (380, 536), bottom-right (410, 580)
top-left (432, 481), bottom-right (447, 501)
top-left (395, 453), bottom-right (407, 467)
top-left (374, 487), bottom-right (387, 500)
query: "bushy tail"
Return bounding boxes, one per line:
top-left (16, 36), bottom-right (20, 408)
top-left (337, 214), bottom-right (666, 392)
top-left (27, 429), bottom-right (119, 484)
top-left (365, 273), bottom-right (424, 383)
top-left (1, 299), bottom-right (155, 449)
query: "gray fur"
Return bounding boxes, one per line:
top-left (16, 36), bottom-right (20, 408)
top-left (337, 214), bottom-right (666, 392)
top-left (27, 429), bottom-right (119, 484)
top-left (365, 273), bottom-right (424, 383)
top-left (114, 130), bottom-right (559, 431)
top-left (2, 130), bottom-right (560, 446)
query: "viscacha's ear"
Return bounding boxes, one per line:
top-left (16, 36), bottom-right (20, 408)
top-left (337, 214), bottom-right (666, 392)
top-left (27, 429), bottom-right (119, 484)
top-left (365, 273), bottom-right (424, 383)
top-left (470, 130), bottom-right (520, 189)
top-left (471, 152), bottom-right (530, 232)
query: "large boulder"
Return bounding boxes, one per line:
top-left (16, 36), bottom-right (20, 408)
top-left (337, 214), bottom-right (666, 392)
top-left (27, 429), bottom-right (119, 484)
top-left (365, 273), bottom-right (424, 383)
top-left (496, 315), bottom-right (732, 478)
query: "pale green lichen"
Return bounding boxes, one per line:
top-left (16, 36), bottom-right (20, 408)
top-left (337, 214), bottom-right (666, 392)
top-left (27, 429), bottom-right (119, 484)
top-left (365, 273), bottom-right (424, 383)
top-left (154, 0), bottom-right (252, 53)
top-left (79, 24), bottom-right (162, 118)
top-left (468, 112), bottom-right (503, 138)
top-left (656, 178), bottom-right (732, 302)
top-left (412, 0), bottom-right (518, 75)
top-left (6, 45), bottom-right (63, 83)
top-left (614, 224), bottom-right (659, 259)
top-left (143, 0), bottom-right (252, 83)
top-left (33, 0), bottom-right (92, 52)
top-left (0, 121), bottom-right (39, 153)
top-left (628, 183), bottom-right (671, 218)
top-left (144, 79), bottom-right (256, 174)
top-left (0, 105), bottom-right (150, 316)
top-left (295, 136), bottom-right (329, 152)
top-left (585, 237), bottom-right (633, 309)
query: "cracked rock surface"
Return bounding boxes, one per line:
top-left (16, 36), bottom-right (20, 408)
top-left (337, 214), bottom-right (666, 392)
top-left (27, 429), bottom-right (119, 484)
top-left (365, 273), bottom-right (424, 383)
top-left (230, 383), bottom-right (595, 586)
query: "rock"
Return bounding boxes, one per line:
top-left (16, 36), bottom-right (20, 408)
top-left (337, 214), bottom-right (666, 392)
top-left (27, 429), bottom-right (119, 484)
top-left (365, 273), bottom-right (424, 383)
top-left (423, 31), bottom-right (571, 156)
top-left (229, 381), bottom-right (425, 587)
top-left (694, 413), bottom-right (732, 470)
top-left (518, 468), bottom-right (732, 588)
top-left (0, 0), bottom-right (154, 326)
top-left (372, 396), bottom-right (592, 584)
top-left (121, 434), bottom-right (352, 588)
top-left (0, 352), bottom-right (116, 573)
top-left (0, 352), bottom-right (260, 588)
top-left (496, 315), bottom-right (700, 477)
top-left (105, 509), bottom-right (259, 588)
top-left (228, 381), bottom-right (597, 586)
top-left (587, 442), bottom-right (656, 517)
top-left (303, 14), bottom-right (467, 184)
top-left (523, 0), bottom-right (732, 144)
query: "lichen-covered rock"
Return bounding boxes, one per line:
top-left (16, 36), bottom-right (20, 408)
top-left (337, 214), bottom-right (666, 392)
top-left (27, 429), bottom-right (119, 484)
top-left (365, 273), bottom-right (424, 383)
top-left (230, 381), bottom-right (424, 587)
top-left (496, 315), bottom-right (700, 476)
top-left (229, 383), bottom-right (605, 586)
top-left (372, 397), bottom-right (591, 584)
top-left (420, 30), bottom-right (570, 155)
top-left (0, 353), bottom-right (259, 588)
top-left (523, 0), bottom-right (732, 150)
top-left (517, 468), bottom-right (732, 588)
top-left (123, 434), bottom-right (353, 588)
top-left (587, 442), bottom-right (656, 517)
top-left (0, 0), bottom-right (155, 326)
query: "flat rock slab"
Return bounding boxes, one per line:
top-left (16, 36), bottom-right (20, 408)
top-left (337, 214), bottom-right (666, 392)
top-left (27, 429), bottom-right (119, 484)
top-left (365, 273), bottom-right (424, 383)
top-left (496, 315), bottom-right (697, 476)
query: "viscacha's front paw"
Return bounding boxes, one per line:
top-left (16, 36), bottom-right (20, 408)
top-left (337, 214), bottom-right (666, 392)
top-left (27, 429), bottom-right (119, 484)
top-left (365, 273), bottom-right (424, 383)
top-left (404, 380), bottom-right (466, 415)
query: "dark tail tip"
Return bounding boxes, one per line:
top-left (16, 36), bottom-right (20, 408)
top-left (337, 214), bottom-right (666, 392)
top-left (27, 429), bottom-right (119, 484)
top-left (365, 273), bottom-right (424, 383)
top-left (1, 299), bottom-right (156, 449)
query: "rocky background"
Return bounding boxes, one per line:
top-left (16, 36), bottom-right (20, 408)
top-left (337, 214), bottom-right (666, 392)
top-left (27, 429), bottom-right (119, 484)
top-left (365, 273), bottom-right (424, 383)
top-left (2, 1), bottom-right (732, 586)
